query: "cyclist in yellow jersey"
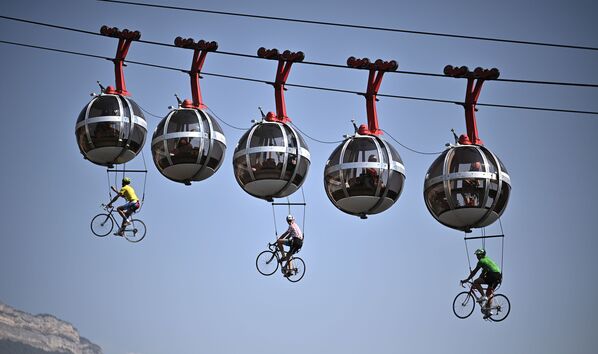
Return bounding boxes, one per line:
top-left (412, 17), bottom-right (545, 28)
top-left (107, 177), bottom-right (140, 236)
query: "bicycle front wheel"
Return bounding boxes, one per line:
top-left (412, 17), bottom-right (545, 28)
top-left (91, 214), bottom-right (113, 237)
top-left (286, 257), bottom-right (305, 283)
top-left (452, 291), bottom-right (475, 319)
top-left (124, 219), bottom-right (146, 243)
top-left (256, 251), bottom-right (279, 276)
top-left (488, 294), bottom-right (511, 322)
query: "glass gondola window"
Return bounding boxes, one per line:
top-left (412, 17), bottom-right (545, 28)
top-left (75, 94), bottom-right (147, 167)
top-left (324, 134), bottom-right (405, 218)
top-left (423, 145), bottom-right (511, 232)
top-left (233, 121), bottom-right (310, 201)
top-left (151, 108), bottom-right (226, 185)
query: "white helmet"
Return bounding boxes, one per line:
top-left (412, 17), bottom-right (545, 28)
top-left (286, 214), bottom-right (295, 222)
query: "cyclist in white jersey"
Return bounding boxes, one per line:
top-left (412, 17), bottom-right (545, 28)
top-left (276, 215), bottom-right (303, 276)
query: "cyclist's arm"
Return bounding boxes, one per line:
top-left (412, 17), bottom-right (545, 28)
top-left (107, 193), bottom-right (121, 207)
top-left (277, 231), bottom-right (290, 240)
top-left (462, 265), bottom-right (481, 283)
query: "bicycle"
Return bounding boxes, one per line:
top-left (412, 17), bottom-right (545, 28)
top-left (90, 204), bottom-right (146, 243)
top-left (256, 242), bottom-right (305, 282)
top-left (452, 280), bottom-right (511, 322)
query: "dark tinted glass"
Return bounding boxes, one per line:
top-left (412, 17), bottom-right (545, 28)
top-left (449, 147), bottom-right (483, 173)
top-left (154, 116), bottom-right (167, 138)
top-left (387, 142), bottom-right (403, 164)
top-left (207, 141), bottom-right (226, 170)
top-left (326, 143), bottom-right (345, 167)
top-left (168, 110), bottom-right (200, 133)
top-left (129, 99), bottom-right (144, 119)
top-left (129, 126), bottom-right (146, 154)
top-left (426, 150), bottom-right (448, 179)
top-left (494, 183), bottom-right (510, 216)
top-left (292, 158), bottom-right (309, 186)
top-left (75, 126), bottom-right (92, 153)
top-left (76, 105), bottom-right (87, 123)
top-left (250, 124), bottom-right (283, 147)
top-left (236, 129), bottom-right (251, 151)
top-left (343, 138), bottom-right (377, 163)
top-left (425, 183), bottom-right (449, 216)
top-left (234, 155), bottom-right (252, 185)
top-left (251, 151), bottom-right (284, 180)
top-left (170, 136), bottom-right (199, 165)
top-left (88, 122), bottom-right (120, 148)
top-left (152, 141), bottom-right (170, 170)
top-left (325, 171), bottom-right (345, 202)
top-left (385, 172), bottom-right (405, 201)
top-left (89, 96), bottom-right (120, 118)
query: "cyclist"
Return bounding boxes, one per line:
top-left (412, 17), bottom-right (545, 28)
top-left (107, 177), bottom-right (140, 236)
top-left (276, 215), bottom-right (303, 276)
top-left (461, 248), bottom-right (502, 318)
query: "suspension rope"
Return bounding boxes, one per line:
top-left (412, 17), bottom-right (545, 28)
top-left (301, 187), bottom-right (307, 237)
top-left (464, 233), bottom-right (472, 272)
top-left (271, 203), bottom-right (279, 237)
top-left (139, 150), bottom-right (148, 208)
top-left (499, 217), bottom-right (505, 275)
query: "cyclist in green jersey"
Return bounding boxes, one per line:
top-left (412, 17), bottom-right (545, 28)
top-left (461, 249), bottom-right (502, 318)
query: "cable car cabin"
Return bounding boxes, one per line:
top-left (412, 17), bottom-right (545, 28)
top-left (75, 94), bottom-right (147, 167)
top-left (151, 108), bottom-right (226, 185)
top-left (233, 121), bottom-right (310, 201)
top-left (324, 134), bottom-right (405, 219)
top-left (423, 144), bottom-right (511, 232)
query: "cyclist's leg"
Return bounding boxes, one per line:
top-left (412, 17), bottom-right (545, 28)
top-left (116, 204), bottom-right (128, 222)
top-left (472, 277), bottom-right (486, 299)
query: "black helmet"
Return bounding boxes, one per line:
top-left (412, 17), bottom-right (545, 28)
top-left (474, 248), bottom-right (486, 256)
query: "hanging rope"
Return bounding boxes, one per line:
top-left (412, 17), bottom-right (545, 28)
top-left (139, 150), bottom-right (148, 208)
top-left (271, 203), bottom-right (279, 237)
top-left (464, 233), bottom-right (472, 271)
top-left (301, 187), bottom-right (306, 237)
top-left (499, 217), bottom-right (505, 275)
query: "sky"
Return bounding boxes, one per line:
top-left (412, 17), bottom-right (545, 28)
top-left (1, 1), bottom-right (597, 353)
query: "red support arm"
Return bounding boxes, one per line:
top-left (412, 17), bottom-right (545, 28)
top-left (347, 57), bottom-right (398, 136)
top-left (444, 65), bottom-right (500, 145)
top-left (100, 26), bottom-right (141, 96)
top-left (174, 37), bottom-right (218, 109)
top-left (257, 47), bottom-right (305, 123)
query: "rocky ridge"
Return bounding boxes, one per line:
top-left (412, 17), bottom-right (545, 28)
top-left (0, 302), bottom-right (102, 354)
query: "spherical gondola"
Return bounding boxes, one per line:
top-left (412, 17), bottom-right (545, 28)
top-left (151, 103), bottom-right (226, 185)
top-left (233, 117), bottom-right (310, 201)
top-left (423, 144), bottom-right (510, 232)
top-left (75, 93), bottom-right (147, 167)
top-left (324, 132), bottom-right (405, 218)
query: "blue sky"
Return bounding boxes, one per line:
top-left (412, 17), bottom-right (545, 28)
top-left (1, 1), bottom-right (597, 353)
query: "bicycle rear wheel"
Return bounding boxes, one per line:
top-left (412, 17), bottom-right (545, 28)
top-left (286, 257), bottom-right (305, 283)
top-left (124, 219), bottom-right (146, 243)
top-left (488, 294), bottom-right (511, 322)
top-left (256, 251), bottom-right (279, 276)
top-left (452, 291), bottom-right (475, 319)
top-left (91, 214), bottom-right (113, 237)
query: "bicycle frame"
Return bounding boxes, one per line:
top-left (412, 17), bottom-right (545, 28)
top-left (461, 280), bottom-right (500, 312)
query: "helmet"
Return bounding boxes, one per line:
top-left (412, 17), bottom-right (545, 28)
top-left (474, 248), bottom-right (486, 256)
top-left (122, 177), bottom-right (131, 184)
top-left (286, 215), bottom-right (295, 222)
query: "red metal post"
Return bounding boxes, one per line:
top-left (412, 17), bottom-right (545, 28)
top-left (257, 47), bottom-right (305, 123)
top-left (347, 57), bottom-right (398, 136)
top-left (100, 26), bottom-right (141, 96)
top-left (174, 37), bottom-right (218, 109)
top-left (444, 65), bottom-right (500, 145)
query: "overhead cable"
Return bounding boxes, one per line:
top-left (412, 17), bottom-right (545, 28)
top-left (1, 15), bottom-right (597, 89)
top-left (97, 0), bottom-right (598, 52)
top-left (1, 39), bottom-right (597, 116)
